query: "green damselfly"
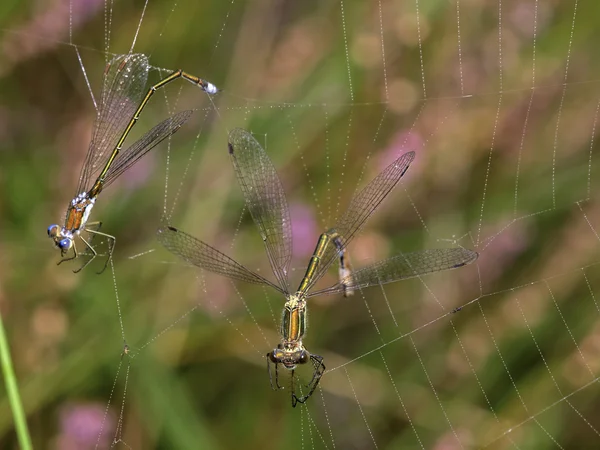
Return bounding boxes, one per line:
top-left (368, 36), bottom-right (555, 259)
top-left (157, 129), bottom-right (477, 406)
top-left (48, 53), bottom-right (217, 273)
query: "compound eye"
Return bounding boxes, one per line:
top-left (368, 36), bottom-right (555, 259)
top-left (297, 351), bottom-right (310, 365)
top-left (268, 350), bottom-right (279, 363)
top-left (58, 238), bottom-right (71, 250)
top-left (47, 225), bottom-right (59, 237)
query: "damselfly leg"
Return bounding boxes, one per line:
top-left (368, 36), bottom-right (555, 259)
top-left (291, 354), bottom-right (325, 407)
top-left (266, 352), bottom-right (285, 391)
top-left (84, 223), bottom-right (115, 274)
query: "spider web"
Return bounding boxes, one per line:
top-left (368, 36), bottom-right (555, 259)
top-left (2, 0), bottom-right (600, 448)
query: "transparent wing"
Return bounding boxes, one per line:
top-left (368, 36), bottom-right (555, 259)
top-left (304, 151), bottom-right (416, 293)
top-left (157, 225), bottom-right (284, 293)
top-left (228, 128), bottom-right (292, 293)
top-left (101, 110), bottom-right (193, 188)
top-left (309, 248), bottom-right (478, 297)
top-left (76, 53), bottom-right (149, 194)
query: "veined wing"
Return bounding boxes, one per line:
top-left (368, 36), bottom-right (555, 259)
top-left (303, 151), bottom-right (415, 293)
top-left (76, 53), bottom-right (149, 194)
top-left (101, 110), bottom-right (193, 188)
top-left (309, 248), bottom-right (478, 297)
top-left (228, 128), bottom-right (292, 294)
top-left (157, 225), bottom-right (284, 293)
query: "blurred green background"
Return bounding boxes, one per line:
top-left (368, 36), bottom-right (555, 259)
top-left (1, 0), bottom-right (600, 448)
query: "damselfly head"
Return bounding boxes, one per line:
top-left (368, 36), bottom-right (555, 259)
top-left (269, 343), bottom-right (309, 370)
top-left (48, 225), bottom-right (73, 255)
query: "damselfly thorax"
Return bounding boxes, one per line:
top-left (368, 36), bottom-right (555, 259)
top-left (270, 294), bottom-right (309, 369)
top-left (65, 193), bottom-right (96, 232)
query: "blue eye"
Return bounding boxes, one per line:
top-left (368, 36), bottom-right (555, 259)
top-left (59, 238), bottom-right (71, 249)
top-left (47, 224), bottom-right (59, 237)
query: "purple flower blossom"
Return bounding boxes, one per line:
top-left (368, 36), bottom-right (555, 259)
top-left (57, 402), bottom-right (115, 449)
top-left (290, 202), bottom-right (317, 258)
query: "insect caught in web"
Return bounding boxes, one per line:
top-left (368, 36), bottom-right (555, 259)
top-left (157, 128), bottom-right (478, 406)
top-left (48, 53), bottom-right (218, 273)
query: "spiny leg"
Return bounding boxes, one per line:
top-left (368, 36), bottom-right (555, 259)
top-left (274, 360), bottom-right (283, 390)
top-left (85, 227), bottom-right (115, 274)
top-left (82, 221), bottom-right (102, 253)
top-left (306, 354), bottom-right (325, 388)
top-left (291, 369), bottom-right (299, 407)
top-left (57, 241), bottom-right (78, 266)
top-left (292, 355), bottom-right (325, 407)
top-left (266, 354), bottom-right (276, 390)
top-left (74, 221), bottom-right (102, 273)
top-left (74, 235), bottom-right (97, 273)
top-left (266, 354), bottom-right (285, 391)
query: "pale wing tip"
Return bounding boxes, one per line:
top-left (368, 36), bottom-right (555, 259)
top-left (177, 109), bottom-right (195, 122)
top-left (228, 127), bottom-right (250, 141)
top-left (454, 249), bottom-right (479, 268)
top-left (396, 151), bottom-right (416, 177)
top-left (228, 128), bottom-right (256, 154)
top-left (109, 53), bottom-right (148, 66)
top-left (392, 150), bottom-right (416, 164)
top-left (156, 225), bottom-right (179, 240)
top-left (169, 110), bottom-right (194, 125)
top-left (130, 53), bottom-right (148, 63)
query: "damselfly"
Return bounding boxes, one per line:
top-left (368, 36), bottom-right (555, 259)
top-left (157, 129), bottom-right (478, 406)
top-left (48, 53), bottom-right (217, 273)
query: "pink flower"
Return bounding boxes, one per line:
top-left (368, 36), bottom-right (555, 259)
top-left (290, 203), bottom-right (318, 258)
top-left (377, 129), bottom-right (424, 182)
top-left (57, 402), bottom-right (115, 449)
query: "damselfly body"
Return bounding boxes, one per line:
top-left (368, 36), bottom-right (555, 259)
top-left (48, 53), bottom-right (217, 273)
top-left (157, 129), bottom-right (477, 406)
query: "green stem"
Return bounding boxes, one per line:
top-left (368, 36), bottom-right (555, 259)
top-left (0, 311), bottom-right (32, 450)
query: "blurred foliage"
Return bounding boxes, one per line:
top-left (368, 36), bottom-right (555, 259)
top-left (1, 0), bottom-right (600, 449)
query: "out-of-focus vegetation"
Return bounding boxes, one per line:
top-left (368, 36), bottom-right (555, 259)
top-left (1, 0), bottom-right (600, 448)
